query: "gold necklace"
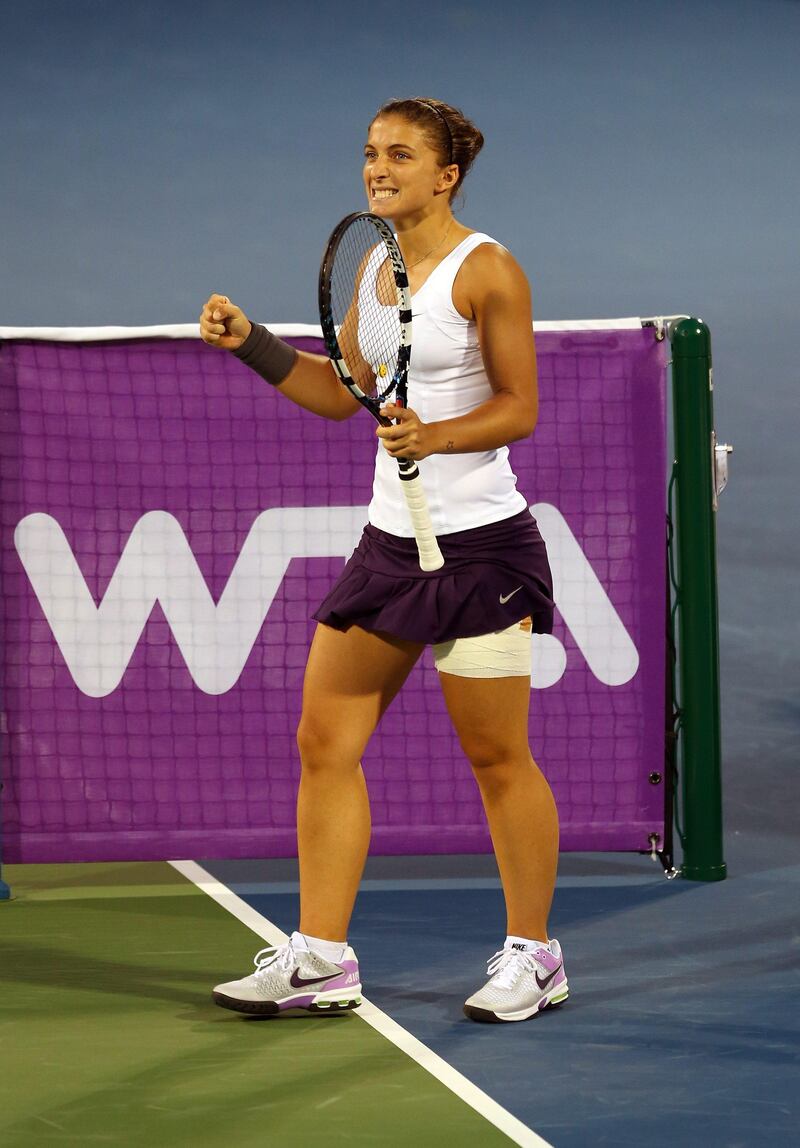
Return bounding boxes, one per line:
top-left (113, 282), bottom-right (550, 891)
top-left (405, 221), bottom-right (454, 269)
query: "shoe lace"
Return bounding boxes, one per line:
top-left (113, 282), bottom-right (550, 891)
top-left (486, 948), bottom-right (543, 989)
top-left (252, 941), bottom-right (296, 979)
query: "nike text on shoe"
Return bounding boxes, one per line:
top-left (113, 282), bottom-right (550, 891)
top-left (213, 940), bottom-right (362, 1016)
top-left (463, 939), bottom-right (568, 1023)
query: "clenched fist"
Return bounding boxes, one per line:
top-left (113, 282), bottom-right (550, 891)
top-left (199, 294), bottom-right (252, 351)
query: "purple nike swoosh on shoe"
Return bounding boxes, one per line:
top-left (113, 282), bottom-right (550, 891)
top-left (289, 966), bottom-right (345, 989)
top-left (535, 964), bottom-right (563, 990)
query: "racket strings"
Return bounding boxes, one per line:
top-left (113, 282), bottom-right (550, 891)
top-left (329, 219), bottom-right (402, 400)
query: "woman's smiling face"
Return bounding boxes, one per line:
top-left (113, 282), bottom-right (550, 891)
top-left (363, 115), bottom-right (453, 219)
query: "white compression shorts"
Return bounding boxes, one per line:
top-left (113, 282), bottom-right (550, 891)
top-left (432, 617), bottom-right (533, 679)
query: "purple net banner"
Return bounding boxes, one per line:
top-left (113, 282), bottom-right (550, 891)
top-left (0, 321), bottom-right (667, 862)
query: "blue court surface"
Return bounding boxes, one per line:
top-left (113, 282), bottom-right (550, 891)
top-left (203, 828), bottom-right (798, 1148)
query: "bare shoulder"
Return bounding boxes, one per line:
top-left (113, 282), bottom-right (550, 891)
top-left (453, 241), bottom-right (531, 319)
top-left (467, 241), bottom-right (530, 289)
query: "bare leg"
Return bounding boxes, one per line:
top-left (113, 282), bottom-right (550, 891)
top-left (438, 673), bottom-right (559, 941)
top-left (295, 623), bottom-right (423, 941)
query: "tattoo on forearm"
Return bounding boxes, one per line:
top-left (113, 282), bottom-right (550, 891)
top-left (445, 439), bottom-right (455, 452)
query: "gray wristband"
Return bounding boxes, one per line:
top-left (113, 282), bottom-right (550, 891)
top-left (231, 322), bottom-right (298, 386)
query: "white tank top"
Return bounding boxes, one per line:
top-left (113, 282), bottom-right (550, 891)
top-left (368, 232), bottom-right (527, 536)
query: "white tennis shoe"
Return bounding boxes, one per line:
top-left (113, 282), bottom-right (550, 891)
top-left (464, 939), bottom-right (569, 1023)
top-left (213, 939), bottom-right (362, 1016)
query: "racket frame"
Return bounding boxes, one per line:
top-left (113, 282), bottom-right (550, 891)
top-left (319, 211), bottom-right (412, 423)
top-left (318, 211), bottom-right (444, 571)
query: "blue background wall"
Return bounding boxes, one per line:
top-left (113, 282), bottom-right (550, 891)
top-left (2, 0), bottom-right (798, 847)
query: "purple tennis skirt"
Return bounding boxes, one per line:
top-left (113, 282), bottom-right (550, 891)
top-left (312, 508), bottom-right (555, 644)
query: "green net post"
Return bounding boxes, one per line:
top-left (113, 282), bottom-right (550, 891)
top-left (669, 318), bottom-right (726, 881)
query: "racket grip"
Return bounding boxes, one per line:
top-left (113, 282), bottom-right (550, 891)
top-left (398, 461), bottom-right (445, 571)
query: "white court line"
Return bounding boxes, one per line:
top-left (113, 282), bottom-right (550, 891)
top-left (169, 858), bottom-right (554, 1148)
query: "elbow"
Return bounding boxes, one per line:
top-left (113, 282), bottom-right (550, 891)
top-left (326, 386), bottom-right (361, 421)
top-left (332, 402), bottom-right (360, 422)
top-left (502, 392), bottom-right (537, 442)
top-left (511, 420), bottom-right (536, 443)
top-left (511, 405), bottom-right (538, 442)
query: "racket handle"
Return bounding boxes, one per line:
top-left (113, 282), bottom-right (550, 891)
top-left (398, 461), bottom-right (445, 571)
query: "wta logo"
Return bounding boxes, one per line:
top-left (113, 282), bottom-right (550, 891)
top-left (14, 505), bottom-right (639, 698)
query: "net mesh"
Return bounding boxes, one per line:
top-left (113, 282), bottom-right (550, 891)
top-left (0, 325), bottom-right (667, 862)
top-left (326, 217), bottom-right (402, 400)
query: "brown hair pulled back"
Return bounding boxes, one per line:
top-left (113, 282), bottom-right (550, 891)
top-left (370, 97), bottom-right (484, 197)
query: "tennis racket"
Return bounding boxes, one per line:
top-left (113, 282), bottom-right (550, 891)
top-left (318, 211), bottom-right (445, 572)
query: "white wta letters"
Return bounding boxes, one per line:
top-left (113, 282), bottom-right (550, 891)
top-left (14, 505), bottom-right (639, 697)
top-left (14, 507), bottom-right (365, 698)
top-left (531, 503), bottom-right (640, 689)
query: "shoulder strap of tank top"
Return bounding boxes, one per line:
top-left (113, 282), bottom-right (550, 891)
top-left (420, 233), bottom-right (501, 317)
top-left (439, 233), bottom-right (499, 281)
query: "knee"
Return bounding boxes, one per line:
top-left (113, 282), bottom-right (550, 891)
top-left (465, 742), bottom-right (534, 788)
top-left (296, 716), bottom-right (334, 771)
top-left (296, 715), bottom-right (360, 775)
top-left (456, 720), bottom-right (531, 771)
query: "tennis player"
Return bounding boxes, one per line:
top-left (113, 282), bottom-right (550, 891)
top-left (199, 97), bottom-right (567, 1024)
